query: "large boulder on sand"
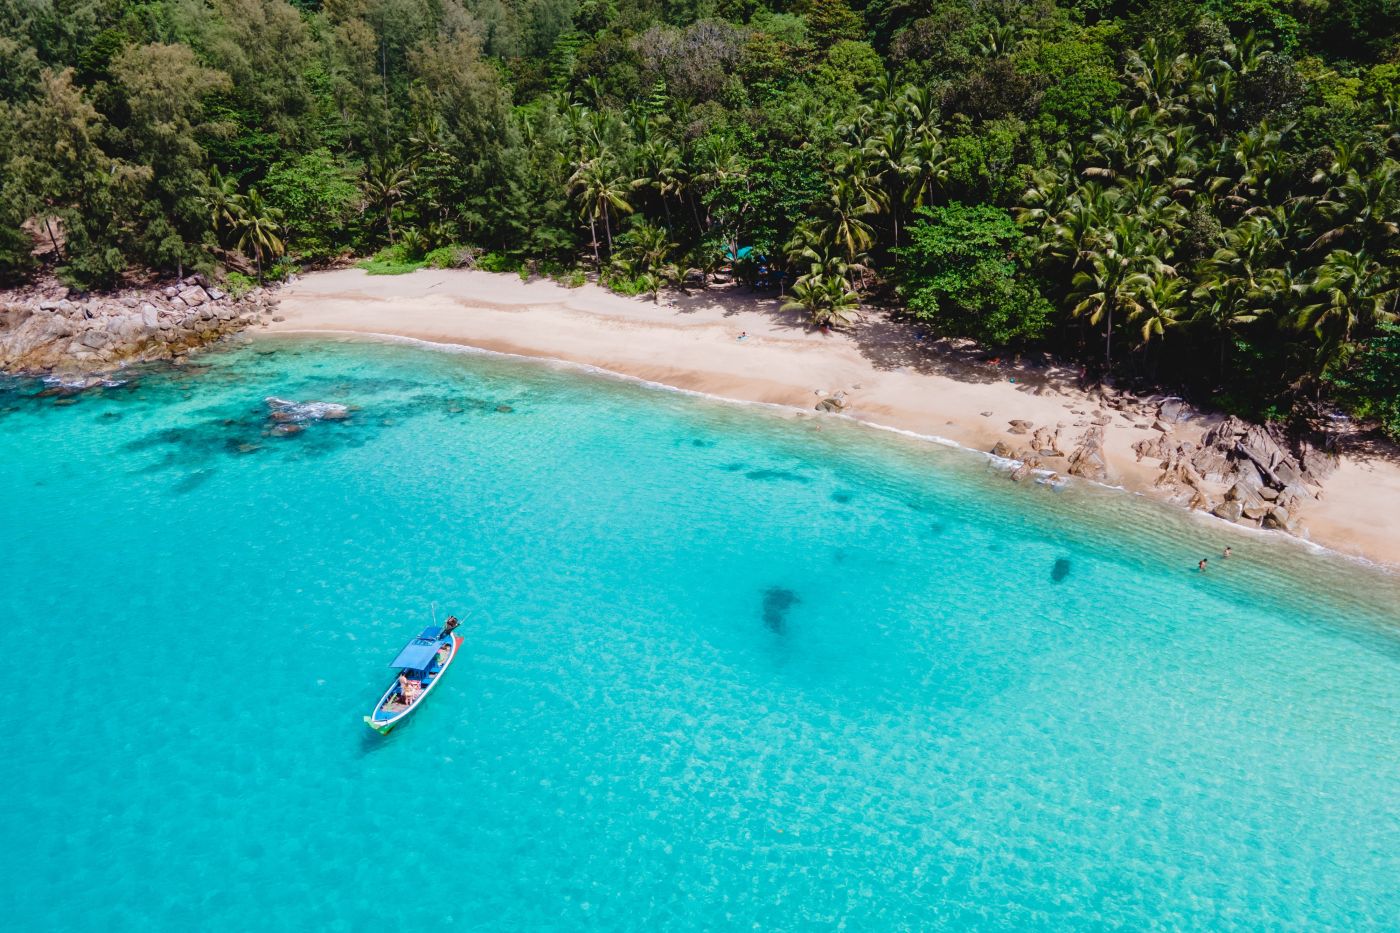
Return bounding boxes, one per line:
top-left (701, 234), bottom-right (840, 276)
top-left (1212, 500), bottom-right (1244, 522)
top-left (1067, 425), bottom-right (1108, 482)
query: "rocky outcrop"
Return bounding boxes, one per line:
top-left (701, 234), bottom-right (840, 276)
top-left (1141, 414), bottom-right (1335, 536)
top-left (991, 386), bottom-right (1334, 540)
top-left (1067, 425), bottom-right (1108, 482)
top-left (0, 276), bottom-right (279, 375)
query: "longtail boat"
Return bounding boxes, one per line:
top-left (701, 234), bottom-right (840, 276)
top-left (364, 623), bottom-right (463, 734)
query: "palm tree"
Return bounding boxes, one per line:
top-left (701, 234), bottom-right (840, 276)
top-left (204, 167), bottom-right (243, 236)
top-left (818, 176), bottom-right (878, 267)
top-left (1124, 36), bottom-right (1189, 115)
top-left (363, 157), bottom-right (413, 243)
top-left (782, 274), bottom-right (860, 328)
top-left (636, 139), bottom-right (684, 232)
top-left (1296, 249), bottom-right (1399, 367)
top-left (232, 189), bottom-right (285, 280)
top-left (568, 157), bottom-right (633, 267)
top-left (1070, 251), bottom-right (1139, 370)
top-left (1191, 219), bottom-right (1286, 372)
top-left (1125, 268), bottom-right (1186, 346)
top-left (612, 219), bottom-right (678, 285)
top-left (863, 123), bottom-right (918, 248)
top-left (1308, 159), bottom-right (1400, 252)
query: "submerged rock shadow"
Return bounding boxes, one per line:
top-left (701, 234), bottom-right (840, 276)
top-left (762, 587), bottom-right (801, 635)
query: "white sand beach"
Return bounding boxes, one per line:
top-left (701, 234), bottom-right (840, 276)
top-left (265, 268), bottom-right (1400, 569)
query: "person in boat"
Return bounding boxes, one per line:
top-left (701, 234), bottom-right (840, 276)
top-left (396, 671), bottom-right (417, 705)
top-left (443, 615), bottom-right (460, 636)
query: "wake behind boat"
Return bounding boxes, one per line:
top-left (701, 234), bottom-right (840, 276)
top-left (365, 617), bottom-right (463, 734)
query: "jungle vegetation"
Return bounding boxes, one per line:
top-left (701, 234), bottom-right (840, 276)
top-left (2, 0), bottom-right (1399, 435)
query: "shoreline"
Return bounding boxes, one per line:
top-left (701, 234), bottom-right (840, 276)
top-left (263, 268), bottom-right (1400, 569)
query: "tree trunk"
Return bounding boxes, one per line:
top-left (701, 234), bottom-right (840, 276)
top-left (602, 207), bottom-right (613, 256)
top-left (892, 181), bottom-right (901, 250)
top-left (43, 217), bottom-right (64, 260)
top-left (589, 215), bottom-right (599, 269)
top-left (1105, 304), bottom-right (1114, 370)
top-left (661, 198), bottom-right (673, 232)
top-left (687, 193), bottom-right (703, 235)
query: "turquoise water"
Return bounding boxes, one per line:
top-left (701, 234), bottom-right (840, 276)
top-left (3, 337), bottom-right (1400, 931)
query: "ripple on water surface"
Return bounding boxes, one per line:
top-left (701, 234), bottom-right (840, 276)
top-left (1, 337), bottom-right (1399, 931)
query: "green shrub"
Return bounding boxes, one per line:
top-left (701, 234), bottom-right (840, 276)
top-left (424, 245), bottom-right (476, 269)
top-left (476, 252), bottom-right (521, 273)
top-left (223, 271), bottom-right (256, 298)
top-left (358, 245), bottom-right (425, 275)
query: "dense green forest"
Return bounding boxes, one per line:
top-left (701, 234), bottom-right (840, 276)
top-left (2, 0), bottom-right (1399, 433)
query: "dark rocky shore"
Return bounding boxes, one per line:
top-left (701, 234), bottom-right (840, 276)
top-left (989, 386), bottom-right (1339, 538)
top-left (0, 276), bottom-right (281, 376)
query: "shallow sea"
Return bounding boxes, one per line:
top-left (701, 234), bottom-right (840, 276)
top-left (2, 337), bottom-right (1399, 931)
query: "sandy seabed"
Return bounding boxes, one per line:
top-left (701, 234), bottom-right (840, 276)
top-left (264, 268), bottom-right (1400, 570)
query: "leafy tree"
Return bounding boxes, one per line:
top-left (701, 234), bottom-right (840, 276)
top-left (2, 68), bottom-right (126, 287)
top-left (897, 203), bottom-right (1052, 345)
top-left (796, 0), bottom-right (864, 49)
top-left (261, 149), bottom-right (362, 261)
top-left (1324, 324), bottom-right (1400, 441)
top-left (111, 43), bottom-right (232, 276)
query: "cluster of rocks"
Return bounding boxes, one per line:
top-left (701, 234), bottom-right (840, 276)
top-left (0, 276), bottom-right (281, 375)
top-left (988, 382), bottom-right (1337, 538)
top-left (1134, 415), bottom-right (1336, 534)
top-left (264, 396), bottom-right (351, 436)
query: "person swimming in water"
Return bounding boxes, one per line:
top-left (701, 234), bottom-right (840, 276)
top-left (1198, 558), bottom-right (1208, 572)
top-left (1223, 546), bottom-right (1232, 559)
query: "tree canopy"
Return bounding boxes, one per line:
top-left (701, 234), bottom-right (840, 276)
top-left (2, 0), bottom-right (1399, 435)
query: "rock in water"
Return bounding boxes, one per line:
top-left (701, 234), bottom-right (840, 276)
top-left (761, 587), bottom-right (800, 634)
top-left (264, 396), bottom-right (350, 422)
top-left (1051, 558), bottom-right (1072, 582)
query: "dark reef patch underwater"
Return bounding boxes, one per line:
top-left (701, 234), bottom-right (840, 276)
top-left (761, 586), bottom-right (801, 634)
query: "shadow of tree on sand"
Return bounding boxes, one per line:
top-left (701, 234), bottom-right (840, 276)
top-left (844, 310), bottom-right (1086, 403)
top-left (663, 285), bottom-right (1086, 400)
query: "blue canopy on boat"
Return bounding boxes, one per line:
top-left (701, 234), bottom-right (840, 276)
top-left (389, 625), bottom-right (444, 670)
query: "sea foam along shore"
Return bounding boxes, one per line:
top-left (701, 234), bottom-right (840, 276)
top-left (264, 267), bottom-right (1400, 570)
